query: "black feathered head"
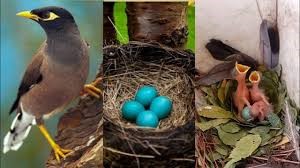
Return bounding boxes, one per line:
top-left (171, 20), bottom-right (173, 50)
top-left (17, 6), bottom-right (78, 34)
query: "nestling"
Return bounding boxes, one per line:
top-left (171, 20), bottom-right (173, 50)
top-left (250, 100), bottom-right (272, 121)
top-left (233, 62), bottom-right (251, 120)
top-left (249, 71), bottom-right (270, 105)
top-left (249, 71), bottom-right (271, 121)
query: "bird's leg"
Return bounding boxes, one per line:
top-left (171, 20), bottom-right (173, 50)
top-left (258, 110), bottom-right (265, 121)
top-left (243, 97), bottom-right (251, 108)
top-left (261, 95), bottom-right (270, 105)
top-left (83, 77), bottom-right (102, 99)
top-left (38, 125), bottom-right (72, 163)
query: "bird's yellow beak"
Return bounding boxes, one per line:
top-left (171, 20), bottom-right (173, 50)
top-left (249, 71), bottom-right (261, 83)
top-left (235, 62), bottom-right (250, 74)
top-left (16, 11), bottom-right (39, 21)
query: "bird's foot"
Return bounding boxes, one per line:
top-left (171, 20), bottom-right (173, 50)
top-left (52, 144), bottom-right (73, 163)
top-left (38, 124), bottom-right (73, 163)
top-left (83, 77), bottom-right (102, 98)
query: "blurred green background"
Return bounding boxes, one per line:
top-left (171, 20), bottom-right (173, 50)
top-left (113, 2), bottom-right (195, 51)
top-left (0, 0), bottom-right (102, 167)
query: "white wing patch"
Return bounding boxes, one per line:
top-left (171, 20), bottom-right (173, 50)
top-left (3, 103), bottom-right (36, 153)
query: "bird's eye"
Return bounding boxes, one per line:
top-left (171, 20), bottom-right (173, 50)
top-left (38, 12), bottom-right (60, 21)
top-left (38, 12), bottom-right (50, 19)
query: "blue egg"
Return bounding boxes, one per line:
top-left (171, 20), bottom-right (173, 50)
top-left (242, 107), bottom-right (253, 121)
top-left (121, 100), bottom-right (145, 121)
top-left (135, 85), bottom-right (159, 107)
top-left (150, 96), bottom-right (172, 119)
top-left (136, 110), bottom-right (159, 128)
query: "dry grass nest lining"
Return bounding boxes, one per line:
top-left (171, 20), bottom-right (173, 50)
top-left (103, 42), bottom-right (195, 131)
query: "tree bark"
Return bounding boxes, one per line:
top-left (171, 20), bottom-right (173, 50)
top-left (46, 74), bottom-right (103, 168)
top-left (104, 2), bottom-right (117, 45)
top-left (126, 2), bottom-right (188, 48)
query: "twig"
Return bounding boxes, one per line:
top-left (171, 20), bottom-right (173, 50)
top-left (251, 156), bottom-right (268, 161)
top-left (104, 147), bottom-right (155, 158)
top-left (248, 163), bottom-right (268, 168)
top-left (107, 16), bottom-right (125, 43)
top-left (171, 158), bottom-right (195, 162)
top-left (273, 157), bottom-right (300, 165)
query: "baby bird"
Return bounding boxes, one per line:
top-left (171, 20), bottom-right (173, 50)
top-left (248, 71), bottom-right (271, 121)
top-left (250, 100), bottom-right (271, 121)
top-left (249, 71), bottom-right (270, 105)
top-left (233, 62), bottom-right (251, 120)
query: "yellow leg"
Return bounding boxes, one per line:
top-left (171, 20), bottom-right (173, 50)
top-left (38, 125), bottom-right (72, 163)
top-left (83, 77), bottom-right (102, 99)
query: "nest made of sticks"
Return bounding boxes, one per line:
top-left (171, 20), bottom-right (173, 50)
top-left (103, 42), bottom-right (195, 167)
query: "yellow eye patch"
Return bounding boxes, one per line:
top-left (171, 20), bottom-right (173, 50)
top-left (42, 12), bottom-right (60, 21)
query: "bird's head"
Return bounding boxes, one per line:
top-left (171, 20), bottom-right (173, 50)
top-left (249, 71), bottom-right (261, 84)
top-left (16, 6), bottom-right (78, 35)
top-left (232, 62), bottom-right (251, 81)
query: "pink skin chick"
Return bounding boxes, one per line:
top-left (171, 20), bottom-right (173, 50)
top-left (250, 100), bottom-right (271, 121)
top-left (233, 63), bottom-right (251, 120)
top-left (249, 71), bottom-right (270, 105)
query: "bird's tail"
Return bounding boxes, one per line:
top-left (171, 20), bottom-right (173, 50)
top-left (3, 108), bottom-right (36, 153)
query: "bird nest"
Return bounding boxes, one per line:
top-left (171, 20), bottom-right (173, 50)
top-left (103, 42), bottom-right (195, 167)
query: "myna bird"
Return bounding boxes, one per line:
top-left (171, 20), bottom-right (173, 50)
top-left (3, 6), bottom-right (101, 162)
top-left (233, 62), bottom-right (251, 120)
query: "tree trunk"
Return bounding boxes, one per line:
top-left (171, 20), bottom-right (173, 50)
top-left (104, 2), bottom-right (117, 45)
top-left (46, 73), bottom-right (103, 168)
top-left (126, 2), bottom-right (188, 48)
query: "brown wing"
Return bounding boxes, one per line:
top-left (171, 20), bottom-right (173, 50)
top-left (9, 47), bottom-right (45, 114)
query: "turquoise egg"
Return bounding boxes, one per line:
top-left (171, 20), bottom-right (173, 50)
top-left (242, 107), bottom-right (253, 121)
top-left (136, 110), bottom-right (159, 128)
top-left (121, 100), bottom-right (145, 121)
top-left (135, 85), bottom-right (159, 107)
top-left (150, 96), bottom-right (172, 119)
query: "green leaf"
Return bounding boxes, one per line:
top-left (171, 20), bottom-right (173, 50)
top-left (217, 127), bottom-right (247, 146)
top-left (249, 126), bottom-right (270, 135)
top-left (201, 86), bottom-right (219, 106)
top-left (224, 80), bottom-right (233, 99)
top-left (215, 144), bottom-right (230, 156)
top-left (196, 118), bottom-right (230, 131)
top-left (254, 144), bottom-right (272, 156)
top-left (260, 69), bottom-right (287, 114)
top-left (260, 134), bottom-right (273, 146)
top-left (249, 126), bottom-right (273, 146)
top-left (224, 159), bottom-right (238, 168)
top-left (207, 96), bottom-right (220, 106)
top-left (224, 135), bottom-right (261, 168)
top-left (217, 80), bottom-right (227, 104)
top-left (268, 135), bottom-right (282, 144)
top-left (221, 122), bottom-right (241, 133)
top-left (267, 112), bottom-right (282, 128)
top-left (198, 106), bottom-right (233, 119)
top-left (200, 86), bottom-right (214, 96)
top-left (275, 84), bottom-right (287, 113)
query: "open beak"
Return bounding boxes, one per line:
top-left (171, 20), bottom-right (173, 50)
top-left (249, 71), bottom-right (261, 83)
top-left (235, 62), bottom-right (251, 74)
top-left (16, 11), bottom-right (39, 21)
